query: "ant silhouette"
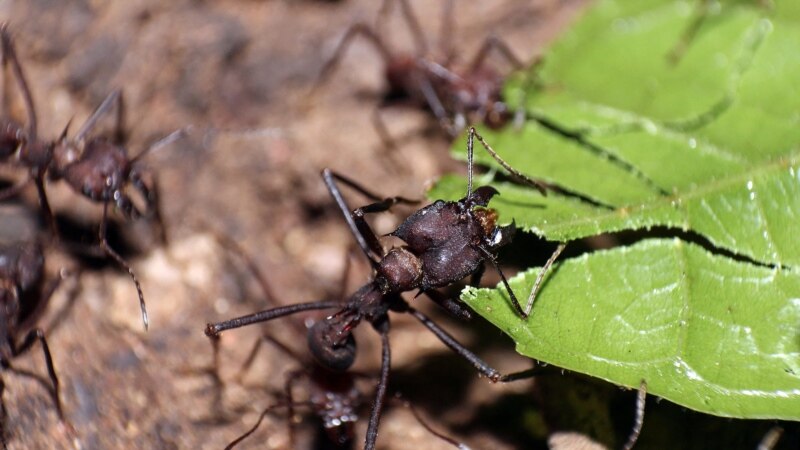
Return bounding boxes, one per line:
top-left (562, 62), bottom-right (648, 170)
top-left (0, 23), bottom-right (186, 330)
top-left (207, 233), bottom-right (469, 449)
top-left (206, 128), bottom-right (560, 450)
top-left (0, 207), bottom-right (76, 448)
top-left (313, 0), bottom-right (537, 143)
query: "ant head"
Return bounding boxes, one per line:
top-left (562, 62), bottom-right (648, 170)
top-left (308, 320), bottom-right (357, 372)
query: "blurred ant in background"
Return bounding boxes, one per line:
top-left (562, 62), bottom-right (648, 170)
top-left (0, 205), bottom-right (78, 448)
top-left (312, 0), bottom-right (539, 146)
top-left (0, 24), bottom-right (186, 330)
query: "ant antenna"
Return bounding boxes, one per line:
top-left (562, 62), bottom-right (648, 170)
top-left (468, 127), bottom-right (547, 196)
top-left (466, 127), bottom-right (475, 198)
top-left (0, 24), bottom-right (37, 139)
top-left (131, 127), bottom-right (191, 164)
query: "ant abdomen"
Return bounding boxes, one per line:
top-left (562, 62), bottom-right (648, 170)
top-left (308, 321), bottom-right (357, 372)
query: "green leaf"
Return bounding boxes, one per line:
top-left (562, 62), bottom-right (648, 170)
top-left (429, 0), bottom-right (800, 268)
top-left (465, 239), bottom-right (800, 420)
top-left (428, 0), bottom-right (800, 420)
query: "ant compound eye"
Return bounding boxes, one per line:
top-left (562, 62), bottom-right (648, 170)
top-left (308, 321), bottom-right (357, 372)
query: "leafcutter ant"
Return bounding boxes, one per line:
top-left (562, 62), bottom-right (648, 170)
top-left (0, 23), bottom-right (186, 329)
top-left (206, 128), bottom-right (562, 450)
top-left (208, 234), bottom-right (468, 449)
top-left (313, 0), bottom-right (537, 143)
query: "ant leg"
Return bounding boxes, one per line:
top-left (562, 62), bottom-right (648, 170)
top-left (130, 170), bottom-right (168, 245)
top-left (416, 73), bottom-right (460, 137)
top-left (284, 369), bottom-right (306, 450)
top-left (12, 328), bottom-right (63, 420)
top-left (205, 301), bottom-right (341, 336)
top-left (438, 0), bottom-right (456, 64)
top-left (524, 242), bottom-right (566, 316)
top-left (99, 201), bottom-right (149, 330)
top-left (224, 402), bottom-right (290, 450)
top-left (408, 307), bottom-right (542, 382)
top-left (422, 289), bottom-right (472, 321)
top-left (468, 34), bottom-right (524, 73)
top-left (75, 89), bottom-right (122, 143)
top-left (235, 333), bottom-right (305, 384)
top-left (209, 229), bottom-right (280, 307)
top-left (322, 169), bottom-right (417, 264)
top-left (315, 23), bottom-right (392, 91)
top-left (0, 24), bottom-right (37, 138)
top-left (474, 244), bottom-right (526, 318)
top-left (33, 174), bottom-right (58, 239)
top-left (622, 380), bottom-right (647, 450)
top-left (390, 393), bottom-right (467, 449)
top-left (377, 0), bottom-right (429, 56)
top-left (371, 106), bottom-right (398, 151)
top-left (469, 127), bottom-right (548, 195)
top-left (364, 326), bottom-right (391, 450)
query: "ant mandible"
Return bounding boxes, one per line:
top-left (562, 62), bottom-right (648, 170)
top-left (206, 128), bottom-right (558, 450)
top-left (0, 23), bottom-right (185, 330)
top-left (208, 235), bottom-right (469, 449)
top-left (313, 0), bottom-right (537, 142)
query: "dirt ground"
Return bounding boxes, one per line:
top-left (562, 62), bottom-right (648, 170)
top-left (0, 1), bottom-right (597, 449)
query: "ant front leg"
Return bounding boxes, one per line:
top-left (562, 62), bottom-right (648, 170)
top-left (322, 169), bottom-right (417, 264)
top-left (475, 244), bottom-right (526, 317)
top-left (408, 307), bottom-right (542, 382)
